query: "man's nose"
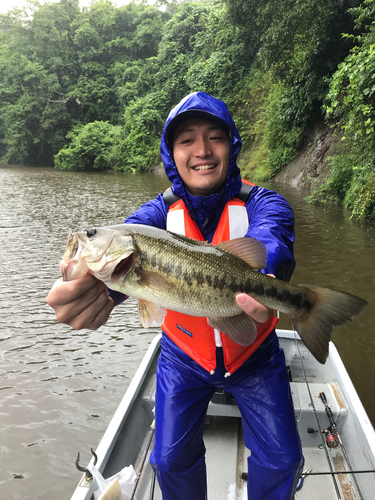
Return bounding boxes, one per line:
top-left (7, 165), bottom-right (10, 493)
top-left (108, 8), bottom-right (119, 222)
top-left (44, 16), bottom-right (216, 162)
top-left (194, 137), bottom-right (212, 157)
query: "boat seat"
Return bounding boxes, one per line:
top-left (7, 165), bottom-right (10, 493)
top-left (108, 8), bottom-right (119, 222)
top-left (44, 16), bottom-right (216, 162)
top-left (207, 389), bottom-right (241, 417)
top-left (206, 382), bottom-right (347, 438)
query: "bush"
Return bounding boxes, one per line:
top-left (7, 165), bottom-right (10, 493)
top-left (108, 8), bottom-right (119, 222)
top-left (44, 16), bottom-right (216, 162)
top-left (54, 121), bottom-right (121, 171)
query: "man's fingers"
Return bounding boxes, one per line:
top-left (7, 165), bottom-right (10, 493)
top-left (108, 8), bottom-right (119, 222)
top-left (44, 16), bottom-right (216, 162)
top-left (68, 290), bottom-right (115, 330)
top-left (235, 293), bottom-right (272, 324)
top-left (46, 274), bottom-right (115, 330)
top-left (47, 274), bottom-right (99, 308)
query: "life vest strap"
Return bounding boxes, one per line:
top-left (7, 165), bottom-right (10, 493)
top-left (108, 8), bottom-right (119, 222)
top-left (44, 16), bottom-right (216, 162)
top-left (235, 182), bottom-right (253, 203)
top-left (163, 188), bottom-right (181, 207)
top-left (163, 181), bottom-right (254, 208)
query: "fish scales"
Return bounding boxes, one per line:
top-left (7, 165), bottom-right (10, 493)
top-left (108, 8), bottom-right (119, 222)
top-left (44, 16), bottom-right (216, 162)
top-left (130, 231), bottom-right (246, 317)
top-left (61, 224), bottom-right (367, 364)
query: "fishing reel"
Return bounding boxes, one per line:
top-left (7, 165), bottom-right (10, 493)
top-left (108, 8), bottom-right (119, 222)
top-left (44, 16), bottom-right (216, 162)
top-left (307, 426), bottom-right (339, 449)
top-left (324, 427), bottom-right (340, 449)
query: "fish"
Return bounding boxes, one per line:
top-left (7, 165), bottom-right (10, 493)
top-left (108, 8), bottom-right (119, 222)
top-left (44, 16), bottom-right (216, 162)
top-left (61, 224), bottom-right (368, 364)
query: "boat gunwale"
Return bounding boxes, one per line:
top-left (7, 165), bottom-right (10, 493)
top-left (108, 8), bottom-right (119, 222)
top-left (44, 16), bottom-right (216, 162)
top-left (70, 333), bottom-right (162, 500)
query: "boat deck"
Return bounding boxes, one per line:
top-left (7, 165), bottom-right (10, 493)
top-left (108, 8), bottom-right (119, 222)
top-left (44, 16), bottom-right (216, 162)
top-left (72, 332), bottom-right (375, 500)
top-left (131, 334), bottom-right (374, 500)
top-left (142, 396), bottom-right (357, 500)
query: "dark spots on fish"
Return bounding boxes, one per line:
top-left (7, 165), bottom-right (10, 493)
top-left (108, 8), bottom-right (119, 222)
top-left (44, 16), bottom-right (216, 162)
top-left (263, 286), bottom-right (308, 310)
top-left (175, 264), bottom-right (182, 277)
top-left (161, 261), bottom-right (175, 275)
top-left (244, 278), bottom-right (254, 291)
top-left (150, 254), bottom-right (156, 267)
top-left (240, 280), bottom-right (309, 310)
top-left (264, 286), bottom-right (281, 300)
top-left (193, 270), bottom-right (205, 285)
top-left (155, 257), bottom-right (164, 270)
top-left (213, 276), bottom-right (226, 289)
top-left (205, 275), bottom-right (212, 287)
top-left (302, 298), bottom-right (313, 312)
top-left (183, 273), bottom-right (192, 286)
top-left (253, 283), bottom-right (265, 295)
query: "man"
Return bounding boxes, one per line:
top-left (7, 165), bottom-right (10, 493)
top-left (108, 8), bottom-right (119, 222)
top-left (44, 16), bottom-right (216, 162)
top-left (47, 92), bottom-right (303, 499)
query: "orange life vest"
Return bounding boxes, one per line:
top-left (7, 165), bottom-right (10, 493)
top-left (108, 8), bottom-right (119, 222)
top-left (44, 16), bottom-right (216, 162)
top-left (162, 182), bottom-right (279, 375)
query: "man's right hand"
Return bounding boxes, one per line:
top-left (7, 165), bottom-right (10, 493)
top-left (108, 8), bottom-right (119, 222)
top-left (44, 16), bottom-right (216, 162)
top-left (46, 273), bottom-right (114, 330)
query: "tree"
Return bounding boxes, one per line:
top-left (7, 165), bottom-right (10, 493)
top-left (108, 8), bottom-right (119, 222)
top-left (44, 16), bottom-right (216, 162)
top-left (54, 121), bottom-right (121, 170)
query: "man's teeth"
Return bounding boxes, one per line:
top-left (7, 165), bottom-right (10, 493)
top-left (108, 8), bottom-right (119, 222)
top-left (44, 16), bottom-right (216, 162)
top-left (192, 165), bottom-right (216, 171)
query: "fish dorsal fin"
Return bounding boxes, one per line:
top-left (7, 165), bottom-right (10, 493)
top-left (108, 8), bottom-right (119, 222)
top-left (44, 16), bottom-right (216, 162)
top-left (138, 269), bottom-right (172, 291)
top-left (215, 237), bottom-right (267, 270)
top-left (208, 313), bottom-right (258, 345)
top-left (138, 299), bottom-right (167, 328)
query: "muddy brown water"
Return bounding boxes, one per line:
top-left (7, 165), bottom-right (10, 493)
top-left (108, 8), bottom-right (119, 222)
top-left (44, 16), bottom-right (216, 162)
top-left (0, 165), bottom-right (374, 499)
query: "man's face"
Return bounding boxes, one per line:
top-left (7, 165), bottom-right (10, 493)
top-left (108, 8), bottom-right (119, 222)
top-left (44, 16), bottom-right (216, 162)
top-left (172, 117), bottom-right (230, 196)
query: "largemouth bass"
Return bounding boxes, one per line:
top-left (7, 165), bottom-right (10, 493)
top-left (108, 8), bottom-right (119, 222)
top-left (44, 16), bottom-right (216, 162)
top-left (61, 224), bottom-right (367, 364)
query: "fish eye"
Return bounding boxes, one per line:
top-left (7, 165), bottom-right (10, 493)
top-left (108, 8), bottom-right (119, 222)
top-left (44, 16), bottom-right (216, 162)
top-left (87, 228), bottom-right (97, 238)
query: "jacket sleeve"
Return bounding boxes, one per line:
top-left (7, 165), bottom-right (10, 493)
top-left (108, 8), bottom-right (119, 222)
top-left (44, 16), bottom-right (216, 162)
top-left (109, 193), bottom-right (169, 305)
top-left (124, 193), bottom-right (168, 228)
top-left (245, 186), bottom-right (295, 282)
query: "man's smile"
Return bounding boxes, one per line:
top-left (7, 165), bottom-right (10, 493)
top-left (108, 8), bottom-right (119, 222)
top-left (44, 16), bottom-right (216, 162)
top-left (191, 164), bottom-right (217, 171)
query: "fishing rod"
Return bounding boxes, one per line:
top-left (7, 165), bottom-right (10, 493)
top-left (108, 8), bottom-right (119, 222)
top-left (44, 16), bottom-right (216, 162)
top-left (293, 334), bottom-right (342, 498)
top-left (319, 391), bottom-right (340, 449)
top-left (319, 390), bottom-right (364, 498)
top-left (293, 329), bottom-right (367, 500)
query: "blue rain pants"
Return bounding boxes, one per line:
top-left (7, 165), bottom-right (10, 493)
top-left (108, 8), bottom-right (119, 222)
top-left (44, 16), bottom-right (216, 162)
top-left (150, 331), bottom-right (304, 500)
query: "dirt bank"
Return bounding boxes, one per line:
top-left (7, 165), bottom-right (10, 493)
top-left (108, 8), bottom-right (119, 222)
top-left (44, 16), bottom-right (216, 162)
top-left (273, 120), bottom-right (339, 192)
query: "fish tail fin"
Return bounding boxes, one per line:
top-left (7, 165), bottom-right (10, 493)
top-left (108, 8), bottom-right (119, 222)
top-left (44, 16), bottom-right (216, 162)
top-left (291, 285), bottom-right (367, 364)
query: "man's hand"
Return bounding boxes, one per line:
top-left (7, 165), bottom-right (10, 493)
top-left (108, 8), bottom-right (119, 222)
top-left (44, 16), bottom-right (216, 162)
top-left (235, 294), bottom-right (272, 325)
top-left (47, 273), bottom-right (114, 330)
top-left (235, 274), bottom-right (275, 325)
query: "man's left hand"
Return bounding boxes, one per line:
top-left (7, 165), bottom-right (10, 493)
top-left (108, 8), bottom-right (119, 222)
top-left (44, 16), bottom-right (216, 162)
top-left (235, 274), bottom-right (275, 325)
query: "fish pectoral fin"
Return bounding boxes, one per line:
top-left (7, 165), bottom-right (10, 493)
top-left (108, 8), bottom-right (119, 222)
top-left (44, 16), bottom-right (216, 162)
top-left (215, 237), bottom-right (267, 270)
top-left (138, 270), bottom-right (172, 291)
top-left (209, 313), bottom-right (258, 346)
top-left (138, 299), bottom-right (167, 328)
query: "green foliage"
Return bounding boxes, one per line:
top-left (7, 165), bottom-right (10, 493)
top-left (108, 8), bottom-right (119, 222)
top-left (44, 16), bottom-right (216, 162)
top-left (225, 0), bottom-right (361, 149)
top-left (0, 0), bottom-right (169, 163)
top-left (1, 0), bottom-right (375, 220)
top-left (232, 69), bottom-right (303, 179)
top-left (308, 138), bottom-right (375, 221)
top-left (308, 0), bottom-right (375, 221)
top-left (325, 38), bottom-right (375, 146)
top-left (110, 92), bottom-right (167, 172)
top-left (55, 121), bottom-right (121, 171)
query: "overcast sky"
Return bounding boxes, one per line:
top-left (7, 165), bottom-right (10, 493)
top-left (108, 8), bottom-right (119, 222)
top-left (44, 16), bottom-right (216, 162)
top-left (0, 0), bottom-right (138, 15)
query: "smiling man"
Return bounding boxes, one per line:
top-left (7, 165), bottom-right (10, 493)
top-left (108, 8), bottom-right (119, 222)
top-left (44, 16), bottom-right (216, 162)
top-left (171, 117), bottom-right (230, 196)
top-left (47, 92), bottom-right (303, 499)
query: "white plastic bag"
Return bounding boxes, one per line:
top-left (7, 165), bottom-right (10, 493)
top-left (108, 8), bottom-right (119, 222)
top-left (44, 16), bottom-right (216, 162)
top-left (88, 464), bottom-right (137, 500)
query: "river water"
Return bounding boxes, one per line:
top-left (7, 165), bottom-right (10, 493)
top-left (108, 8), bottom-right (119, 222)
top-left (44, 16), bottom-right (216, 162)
top-left (0, 165), bottom-right (374, 499)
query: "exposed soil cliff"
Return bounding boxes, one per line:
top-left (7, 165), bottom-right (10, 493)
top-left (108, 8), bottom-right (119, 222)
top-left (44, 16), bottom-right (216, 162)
top-left (273, 120), bottom-right (339, 192)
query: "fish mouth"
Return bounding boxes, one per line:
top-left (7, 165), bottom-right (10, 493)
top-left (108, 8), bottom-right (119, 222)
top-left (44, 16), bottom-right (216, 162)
top-left (111, 254), bottom-right (135, 281)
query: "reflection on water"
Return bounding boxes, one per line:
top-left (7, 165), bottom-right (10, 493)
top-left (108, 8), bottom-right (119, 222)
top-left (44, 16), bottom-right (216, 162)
top-left (0, 166), bottom-right (374, 499)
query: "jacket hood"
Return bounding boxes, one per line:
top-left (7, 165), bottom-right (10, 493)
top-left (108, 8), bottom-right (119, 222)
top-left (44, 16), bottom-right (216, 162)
top-left (160, 92), bottom-right (242, 201)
